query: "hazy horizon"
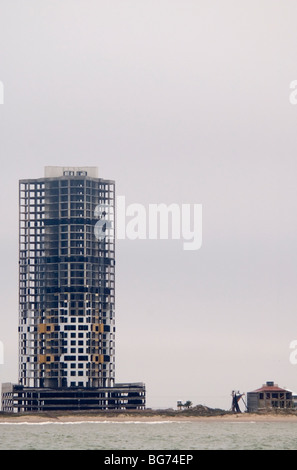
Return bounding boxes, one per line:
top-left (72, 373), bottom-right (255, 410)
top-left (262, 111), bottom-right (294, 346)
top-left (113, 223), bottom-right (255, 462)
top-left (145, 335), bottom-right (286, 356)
top-left (1, 1), bottom-right (297, 411)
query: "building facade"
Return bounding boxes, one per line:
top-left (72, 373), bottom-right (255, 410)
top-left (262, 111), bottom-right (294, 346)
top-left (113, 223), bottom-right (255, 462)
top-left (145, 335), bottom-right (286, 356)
top-left (247, 381), bottom-right (292, 412)
top-left (2, 166), bottom-right (145, 412)
top-left (2, 382), bottom-right (145, 413)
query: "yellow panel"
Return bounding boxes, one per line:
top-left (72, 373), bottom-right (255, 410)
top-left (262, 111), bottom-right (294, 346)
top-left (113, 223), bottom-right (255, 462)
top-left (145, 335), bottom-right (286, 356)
top-left (91, 323), bottom-right (104, 333)
top-left (38, 354), bottom-right (46, 363)
top-left (39, 354), bottom-right (55, 364)
top-left (45, 324), bottom-right (55, 333)
top-left (47, 354), bottom-right (55, 363)
top-left (38, 324), bottom-right (47, 334)
top-left (91, 354), bottom-right (104, 363)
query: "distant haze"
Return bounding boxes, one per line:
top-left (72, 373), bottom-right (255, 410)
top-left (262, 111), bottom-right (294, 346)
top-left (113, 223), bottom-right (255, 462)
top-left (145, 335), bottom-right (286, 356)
top-left (0, 1), bottom-right (297, 410)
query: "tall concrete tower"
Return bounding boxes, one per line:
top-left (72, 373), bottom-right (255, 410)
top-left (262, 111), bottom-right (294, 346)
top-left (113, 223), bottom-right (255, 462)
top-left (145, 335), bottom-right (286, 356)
top-left (19, 166), bottom-right (115, 389)
top-left (1, 167), bottom-right (145, 412)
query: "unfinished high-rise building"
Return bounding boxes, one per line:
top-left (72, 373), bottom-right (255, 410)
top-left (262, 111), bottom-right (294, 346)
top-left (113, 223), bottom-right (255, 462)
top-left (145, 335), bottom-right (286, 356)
top-left (1, 166), bottom-right (145, 412)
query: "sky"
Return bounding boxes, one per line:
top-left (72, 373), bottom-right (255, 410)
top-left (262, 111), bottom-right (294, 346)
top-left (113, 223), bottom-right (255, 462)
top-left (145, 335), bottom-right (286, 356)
top-left (1, 0), bottom-right (297, 411)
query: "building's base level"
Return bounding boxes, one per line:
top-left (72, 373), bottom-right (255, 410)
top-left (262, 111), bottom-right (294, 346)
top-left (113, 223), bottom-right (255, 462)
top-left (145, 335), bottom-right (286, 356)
top-left (1, 382), bottom-right (145, 413)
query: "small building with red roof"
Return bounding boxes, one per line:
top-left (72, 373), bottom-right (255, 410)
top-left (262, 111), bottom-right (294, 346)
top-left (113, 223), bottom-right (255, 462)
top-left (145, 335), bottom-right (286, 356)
top-left (247, 381), bottom-right (293, 412)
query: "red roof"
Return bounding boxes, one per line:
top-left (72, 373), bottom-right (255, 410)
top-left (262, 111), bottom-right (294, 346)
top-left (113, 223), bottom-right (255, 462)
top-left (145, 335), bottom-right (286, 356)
top-left (251, 384), bottom-right (289, 393)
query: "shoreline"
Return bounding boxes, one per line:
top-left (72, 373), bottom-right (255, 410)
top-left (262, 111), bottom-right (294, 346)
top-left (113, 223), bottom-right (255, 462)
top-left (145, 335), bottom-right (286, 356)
top-left (1, 410), bottom-right (297, 424)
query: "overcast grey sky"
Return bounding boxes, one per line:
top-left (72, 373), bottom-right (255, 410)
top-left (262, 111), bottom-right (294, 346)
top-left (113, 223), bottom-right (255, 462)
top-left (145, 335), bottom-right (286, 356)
top-left (1, 0), bottom-right (297, 410)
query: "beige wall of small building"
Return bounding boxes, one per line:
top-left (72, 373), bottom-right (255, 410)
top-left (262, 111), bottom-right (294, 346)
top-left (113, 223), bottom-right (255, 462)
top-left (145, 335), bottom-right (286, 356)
top-left (247, 382), bottom-right (293, 412)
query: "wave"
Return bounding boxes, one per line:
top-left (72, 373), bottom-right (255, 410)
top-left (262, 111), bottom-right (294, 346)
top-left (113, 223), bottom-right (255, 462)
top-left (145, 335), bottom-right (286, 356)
top-left (0, 420), bottom-right (183, 426)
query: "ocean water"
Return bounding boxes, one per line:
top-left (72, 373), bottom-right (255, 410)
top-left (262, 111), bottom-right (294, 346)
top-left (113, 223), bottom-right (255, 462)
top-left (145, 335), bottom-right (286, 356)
top-left (0, 420), bottom-right (297, 450)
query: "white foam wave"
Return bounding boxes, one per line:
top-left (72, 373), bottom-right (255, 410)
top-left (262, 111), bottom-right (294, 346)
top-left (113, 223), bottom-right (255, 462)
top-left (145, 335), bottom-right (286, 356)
top-left (0, 419), bottom-right (182, 426)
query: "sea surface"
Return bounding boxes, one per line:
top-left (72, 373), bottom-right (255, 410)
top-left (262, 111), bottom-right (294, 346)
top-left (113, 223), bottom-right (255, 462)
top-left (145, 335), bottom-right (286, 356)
top-left (0, 419), bottom-right (296, 450)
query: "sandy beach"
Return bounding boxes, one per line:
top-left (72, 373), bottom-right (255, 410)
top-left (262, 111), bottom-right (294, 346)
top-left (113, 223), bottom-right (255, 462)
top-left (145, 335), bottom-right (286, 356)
top-left (1, 410), bottom-right (297, 424)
